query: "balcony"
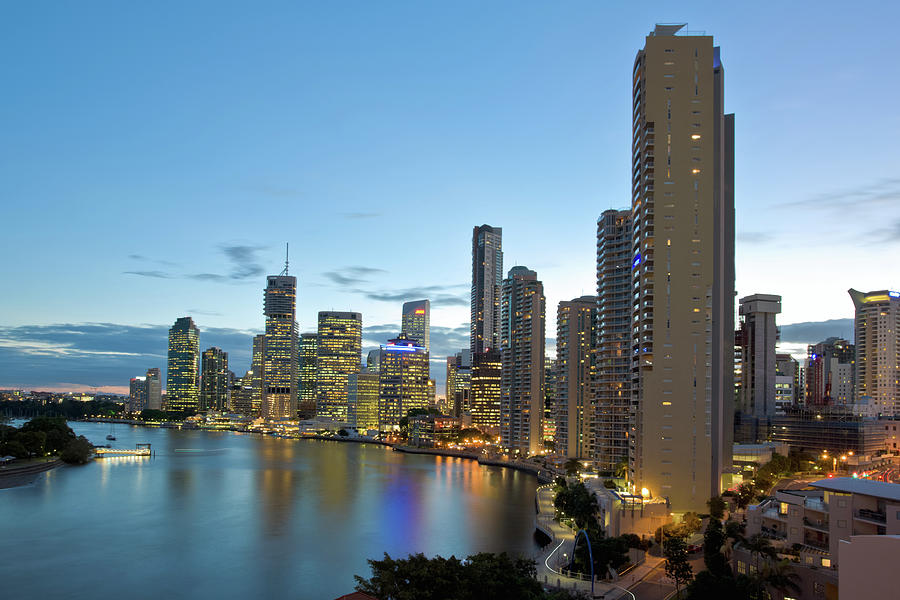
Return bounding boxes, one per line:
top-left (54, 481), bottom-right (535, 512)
top-left (803, 517), bottom-right (830, 532)
top-left (855, 509), bottom-right (886, 524)
top-left (802, 537), bottom-right (829, 551)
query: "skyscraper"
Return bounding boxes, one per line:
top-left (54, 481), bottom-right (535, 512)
top-left (595, 209), bottom-right (633, 474)
top-left (446, 350), bottom-right (472, 417)
top-left (261, 274), bottom-right (299, 420)
top-left (806, 337), bottom-right (854, 406)
top-left (146, 367), bottom-right (162, 410)
top-left (470, 350), bottom-right (501, 431)
top-left (629, 24), bottom-right (735, 511)
top-left (555, 296), bottom-right (596, 459)
top-left (129, 375), bottom-right (148, 413)
top-left (166, 316), bottom-right (200, 413)
top-left (299, 332), bottom-right (317, 419)
top-left (347, 372), bottom-right (379, 431)
top-left (200, 346), bottom-right (230, 412)
top-left (378, 334), bottom-right (429, 429)
top-left (251, 334), bottom-right (265, 417)
top-left (401, 299), bottom-right (430, 351)
top-left (231, 370), bottom-right (254, 416)
top-left (499, 266), bottom-right (545, 456)
top-left (849, 289), bottom-right (899, 416)
top-left (316, 311), bottom-right (362, 422)
top-left (471, 225), bottom-right (503, 354)
top-left (734, 294), bottom-right (781, 443)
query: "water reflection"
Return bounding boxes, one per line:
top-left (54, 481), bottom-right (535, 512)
top-left (0, 423), bottom-right (539, 600)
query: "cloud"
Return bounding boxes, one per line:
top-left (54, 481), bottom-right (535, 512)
top-left (779, 318), bottom-right (854, 344)
top-left (322, 266), bottom-right (388, 286)
top-left (187, 309), bottom-right (223, 317)
top-left (737, 231), bottom-right (776, 244)
top-left (0, 322), bottom-right (259, 391)
top-left (348, 283), bottom-right (469, 307)
top-left (870, 218), bottom-right (900, 244)
top-left (123, 270), bottom-right (174, 279)
top-left (788, 177), bottom-right (900, 210)
top-left (341, 212), bottom-right (381, 219)
top-left (220, 244), bottom-right (266, 279)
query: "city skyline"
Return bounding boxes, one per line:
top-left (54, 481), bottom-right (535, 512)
top-left (2, 3), bottom-right (898, 393)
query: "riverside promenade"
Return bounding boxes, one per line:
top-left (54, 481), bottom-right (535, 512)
top-left (534, 483), bottom-right (665, 599)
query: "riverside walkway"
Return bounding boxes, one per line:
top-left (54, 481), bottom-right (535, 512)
top-left (534, 483), bottom-right (665, 599)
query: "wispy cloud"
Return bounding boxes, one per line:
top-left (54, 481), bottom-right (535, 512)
top-left (0, 322), bottom-right (259, 391)
top-left (123, 270), bottom-right (174, 279)
top-left (737, 231), bottom-right (776, 244)
top-left (124, 244), bottom-right (267, 283)
top-left (788, 177), bottom-right (900, 210)
top-left (322, 266), bottom-right (388, 286)
top-left (870, 218), bottom-right (900, 244)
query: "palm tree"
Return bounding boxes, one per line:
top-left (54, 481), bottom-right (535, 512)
top-left (759, 559), bottom-right (801, 599)
top-left (743, 534), bottom-right (780, 600)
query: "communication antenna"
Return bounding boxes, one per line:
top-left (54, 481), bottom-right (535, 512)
top-left (280, 242), bottom-right (289, 276)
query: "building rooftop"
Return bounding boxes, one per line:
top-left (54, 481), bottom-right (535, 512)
top-left (810, 477), bottom-right (900, 502)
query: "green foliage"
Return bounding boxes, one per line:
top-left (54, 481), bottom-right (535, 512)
top-left (735, 483), bottom-right (757, 509)
top-left (603, 479), bottom-right (617, 489)
top-left (724, 520), bottom-right (745, 542)
top-left (707, 496), bottom-right (727, 520)
top-left (563, 458), bottom-right (582, 476)
top-left (572, 530), bottom-right (630, 578)
top-left (663, 536), bottom-right (694, 592)
top-left (0, 417), bottom-right (77, 458)
top-left (60, 436), bottom-right (94, 464)
top-left (702, 519), bottom-right (729, 576)
top-left (454, 428), bottom-right (490, 443)
top-left (1, 439), bottom-right (28, 458)
top-left (337, 428), bottom-right (349, 437)
top-left (0, 399), bottom-right (122, 420)
top-left (554, 481), bottom-right (599, 531)
top-left (355, 552), bottom-right (584, 600)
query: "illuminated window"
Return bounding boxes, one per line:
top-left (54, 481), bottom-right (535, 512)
top-left (691, 134), bottom-right (701, 140)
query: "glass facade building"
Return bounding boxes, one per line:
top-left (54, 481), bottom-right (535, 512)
top-left (166, 316), bottom-right (200, 412)
top-left (315, 311), bottom-right (362, 422)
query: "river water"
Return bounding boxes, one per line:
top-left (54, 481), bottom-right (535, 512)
top-left (0, 421), bottom-right (540, 599)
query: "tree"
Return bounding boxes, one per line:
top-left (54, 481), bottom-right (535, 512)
top-left (564, 458), bottom-right (582, 476)
top-left (743, 534), bottom-right (777, 580)
top-left (735, 483), bottom-right (756, 510)
top-left (554, 481), bottom-right (599, 531)
top-left (354, 552), bottom-right (585, 600)
top-left (702, 518), bottom-right (729, 577)
top-left (724, 520), bottom-right (745, 543)
top-left (681, 512), bottom-right (702, 535)
top-left (757, 559), bottom-right (801, 599)
top-left (664, 536), bottom-right (694, 594)
top-left (707, 496), bottom-right (727, 521)
top-left (60, 436), bottom-right (93, 465)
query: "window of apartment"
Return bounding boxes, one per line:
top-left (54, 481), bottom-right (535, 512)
top-left (805, 556), bottom-right (813, 565)
top-left (736, 561), bottom-right (746, 574)
top-left (838, 520), bottom-right (847, 528)
top-left (821, 558), bottom-right (831, 568)
top-left (838, 499), bottom-right (848, 508)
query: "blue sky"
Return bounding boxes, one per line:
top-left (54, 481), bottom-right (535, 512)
top-left (1, 1), bottom-right (898, 392)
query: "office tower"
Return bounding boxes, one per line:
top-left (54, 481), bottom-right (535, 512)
top-left (316, 311), bottom-right (362, 422)
top-left (499, 266), bottom-right (545, 456)
top-left (261, 274), bottom-right (299, 420)
top-left (347, 372), bottom-right (380, 430)
top-left (849, 289), bottom-right (900, 416)
top-left (166, 316), bottom-right (200, 412)
top-left (251, 334), bottom-right (265, 417)
top-left (734, 294), bottom-right (782, 443)
top-left (146, 368), bottom-right (162, 410)
top-left (471, 225), bottom-right (503, 353)
top-left (401, 299), bottom-right (430, 350)
top-left (806, 338), bottom-right (854, 406)
top-left (365, 349), bottom-right (381, 374)
top-left (629, 25), bottom-right (735, 511)
top-left (543, 357), bottom-right (557, 448)
top-left (200, 347), bottom-right (230, 412)
top-left (378, 334), bottom-right (429, 428)
top-left (555, 296), bottom-right (597, 458)
top-left (299, 333), bottom-right (317, 418)
top-left (775, 353), bottom-right (799, 415)
top-left (446, 350), bottom-right (472, 417)
top-left (129, 376), bottom-right (148, 413)
top-left (595, 209), bottom-right (633, 474)
top-left (231, 371), bottom-right (254, 416)
top-left (470, 350), bottom-right (501, 431)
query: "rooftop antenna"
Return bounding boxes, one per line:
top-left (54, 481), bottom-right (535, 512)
top-left (280, 242), bottom-right (289, 276)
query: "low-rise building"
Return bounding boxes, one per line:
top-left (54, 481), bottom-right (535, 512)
top-left (409, 415), bottom-right (460, 448)
top-left (584, 479), bottom-right (670, 539)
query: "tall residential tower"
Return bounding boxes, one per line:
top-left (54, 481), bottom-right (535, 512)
top-left (849, 289), bottom-right (900, 416)
top-left (401, 299), bottom-right (430, 351)
top-left (166, 317), bottom-right (200, 412)
top-left (471, 225), bottom-right (503, 353)
top-left (629, 24), bottom-right (735, 511)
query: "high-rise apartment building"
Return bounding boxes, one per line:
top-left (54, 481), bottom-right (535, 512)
top-left (734, 294), bottom-right (781, 443)
top-left (231, 370), bottom-right (254, 416)
top-left (401, 299), bottom-right (430, 351)
top-left (555, 296), bottom-right (597, 458)
top-left (166, 316), bottom-right (200, 412)
top-left (628, 24), bottom-right (735, 511)
top-left (129, 375), bottom-right (149, 413)
top-left (261, 274), bottom-right (299, 420)
top-left (299, 332), bottom-right (317, 418)
top-left (471, 225), bottom-right (503, 354)
top-left (595, 209), bottom-right (633, 474)
top-left (849, 289), bottom-right (900, 416)
top-left (251, 334), bottom-right (264, 417)
top-left (499, 266), bottom-right (545, 456)
top-left (543, 357), bottom-right (557, 448)
top-left (446, 350), bottom-right (472, 417)
top-left (775, 353), bottom-right (799, 415)
top-left (146, 367), bottom-right (162, 410)
top-left (378, 335), bottom-right (429, 429)
top-left (200, 347), bottom-right (230, 412)
top-left (806, 338), bottom-right (855, 406)
top-left (347, 372), bottom-right (380, 430)
top-left (470, 350), bottom-right (501, 431)
top-left (316, 311), bottom-right (362, 422)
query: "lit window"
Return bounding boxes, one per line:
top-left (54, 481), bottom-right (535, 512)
top-left (691, 134), bottom-right (701, 140)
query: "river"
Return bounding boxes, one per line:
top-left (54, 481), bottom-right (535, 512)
top-left (0, 421), bottom-right (541, 599)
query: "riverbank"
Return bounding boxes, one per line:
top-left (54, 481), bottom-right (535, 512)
top-left (0, 459), bottom-right (63, 490)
